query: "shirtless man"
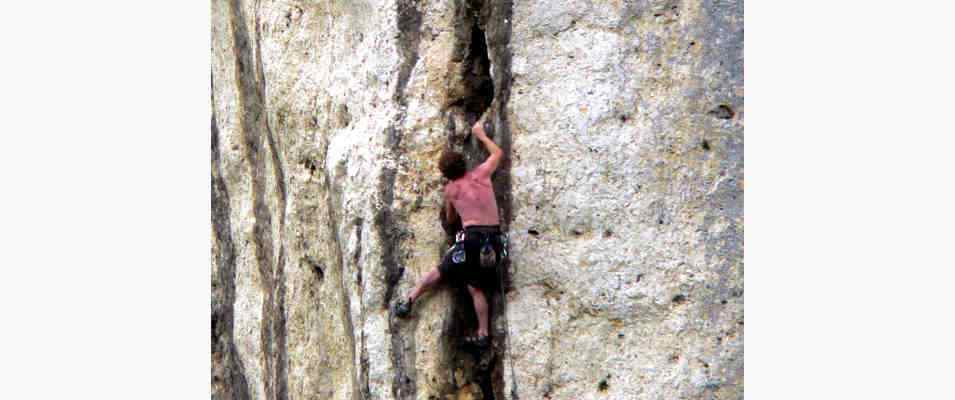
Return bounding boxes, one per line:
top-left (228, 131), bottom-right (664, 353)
top-left (393, 117), bottom-right (505, 349)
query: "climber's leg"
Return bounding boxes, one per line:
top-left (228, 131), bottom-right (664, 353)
top-left (409, 267), bottom-right (442, 303)
top-left (467, 284), bottom-right (490, 338)
top-left (395, 267), bottom-right (443, 318)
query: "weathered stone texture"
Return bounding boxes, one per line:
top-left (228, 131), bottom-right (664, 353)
top-left (212, 1), bottom-right (742, 399)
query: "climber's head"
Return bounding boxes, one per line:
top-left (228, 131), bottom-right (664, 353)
top-left (439, 150), bottom-right (466, 180)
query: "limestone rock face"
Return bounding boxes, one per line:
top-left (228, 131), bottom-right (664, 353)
top-left (211, 1), bottom-right (743, 399)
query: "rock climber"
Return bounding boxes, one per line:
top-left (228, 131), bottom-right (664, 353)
top-left (393, 115), bottom-right (506, 350)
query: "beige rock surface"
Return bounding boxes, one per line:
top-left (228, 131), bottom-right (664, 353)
top-left (212, 1), bottom-right (742, 399)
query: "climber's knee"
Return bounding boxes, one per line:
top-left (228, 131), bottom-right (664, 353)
top-left (426, 268), bottom-right (442, 284)
top-left (467, 284), bottom-right (484, 298)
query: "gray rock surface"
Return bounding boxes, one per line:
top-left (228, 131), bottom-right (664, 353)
top-left (211, 0), bottom-right (742, 399)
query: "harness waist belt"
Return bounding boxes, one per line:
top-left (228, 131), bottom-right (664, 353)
top-left (463, 225), bottom-right (501, 234)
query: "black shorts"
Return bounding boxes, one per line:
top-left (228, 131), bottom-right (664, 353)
top-left (438, 225), bottom-right (506, 290)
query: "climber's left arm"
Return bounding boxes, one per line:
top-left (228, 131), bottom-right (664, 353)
top-left (445, 196), bottom-right (458, 223)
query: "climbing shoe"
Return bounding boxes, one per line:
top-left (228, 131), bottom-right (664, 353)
top-left (463, 335), bottom-right (490, 350)
top-left (393, 298), bottom-right (413, 318)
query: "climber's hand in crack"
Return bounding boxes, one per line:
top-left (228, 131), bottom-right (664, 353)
top-left (471, 117), bottom-right (502, 178)
top-left (471, 115), bottom-right (491, 139)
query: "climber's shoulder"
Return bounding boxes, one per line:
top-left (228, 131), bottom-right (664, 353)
top-left (443, 179), bottom-right (460, 197)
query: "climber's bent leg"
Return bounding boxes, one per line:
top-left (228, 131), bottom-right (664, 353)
top-left (467, 284), bottom-right (490, 338)
top-left (409, 267), bottom-right (442, 303)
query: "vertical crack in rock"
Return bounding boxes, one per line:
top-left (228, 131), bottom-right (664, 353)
top-left (253, 4), bottom-right (290, 400)
top-left (212, 110), bottom-right (252, 400)
top-left (383, 1), bottom-right (423, 399)
top-left (321, 142), bottom-right (365, 400)
top-left (442, 1), bottom-right (516, 399)
top-left (228, 1), bottom-right (289, 398)
top-left (352, 219), bottom-right (371, 399)
top-left (482, 1), bottom-right (516, 398)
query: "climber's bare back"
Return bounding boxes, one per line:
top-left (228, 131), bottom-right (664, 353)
top-left (445, 170), bottom-right (500, 227)
top-left (445, 118), bottom-right (503, 227)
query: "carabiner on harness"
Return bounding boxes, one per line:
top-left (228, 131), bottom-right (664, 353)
top-left (500, 232), bottom-right (509, 259)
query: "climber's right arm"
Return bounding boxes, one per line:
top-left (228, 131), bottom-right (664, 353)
top-left (472, 119), bottom-right (502, 179)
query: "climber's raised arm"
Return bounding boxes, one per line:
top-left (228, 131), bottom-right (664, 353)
top-left (471, 118), bottom-right (502, 180)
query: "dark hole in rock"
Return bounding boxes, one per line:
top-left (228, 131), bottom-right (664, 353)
top-left (528, 229), bottom-right (540, 236)
top-left (672, 294), bottom-right (687, 304)
top-left (708, 104), bottom-right (735, 120)
top-left (721, 299), bottom-right (728, 305)
top-left (306, 257), bottom-right (325, 281)
top-left (701, 139), bottom-right (711, 151)
top-left (304, 158), bottom-right (318, 175)
top-left (658, 219), bottom-right (665, 225)
top-left (603, 229), bottom-right (613, 238)
top-left (211, 312), bottom-right (220, 339)
top-left (618, 333), bottom-right (625, 339)
top-left (451, 20), bottom-right (494, 121)
top-left (619, 114), bottom-right (629, 123)
top-left (689, 41), bottom-right (696, 46)
top-left (597, 376), bottom-right (610, 392)
top-left (337, 104), bottom-right (351, 127)
top-left (572, 229), bottom-right (583, 235)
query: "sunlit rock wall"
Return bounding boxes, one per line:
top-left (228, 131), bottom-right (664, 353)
top-left (211, 1), bottom-right (742, 399)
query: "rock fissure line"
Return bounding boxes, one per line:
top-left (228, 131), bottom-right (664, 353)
top-left (481, 1), bottom-right (516, 398)
top-left (322, 166), bottom-right (364, 400)
top-left (228, 1), bottom-right (289, 398)
top-left (212, 109), bottom-right (253, 400)
top-left (381, 1), bottom-right (424, 400)
top-left (439, 1), bottom-right (517, 398)
top-left (253, 4), bottom-right (291, 400)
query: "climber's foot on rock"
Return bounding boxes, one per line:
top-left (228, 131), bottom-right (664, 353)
top-left (393, 297), bottom-right (413, 318)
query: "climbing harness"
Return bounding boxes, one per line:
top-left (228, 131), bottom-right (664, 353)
top-left (454, 229), bottom-right (508, 269)
top-left (452, 231), bottom-right (467, 264)
top-left (479, 238), bottom-right (497, 269)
